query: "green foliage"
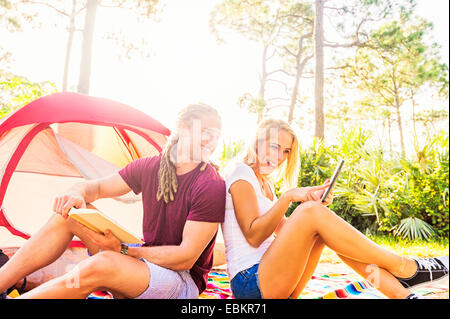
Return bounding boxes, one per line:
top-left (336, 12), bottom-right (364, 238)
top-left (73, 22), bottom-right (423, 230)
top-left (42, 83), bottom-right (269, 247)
top-left (279, 127), bottom-right (449, 240)
top-left (384, 133), bottom-right (449, 238)
top-left (0, 72), bottom-right (57, 118)
top-left (210, 0), bottom-right (314, 121)
top-left (210, 0), bottom-right (289, 44)
top-left (0, 0), bottom-right (26, 32)
top-left (415, 109), bottom-right (449, 133)
top-left (338, 13), bottom-right (448, 155)
top-left (217, 139), bottom-right (246, 171)
top-left (321, 234), bottom-right (448, 263)
top-left (237, 93), bottom-right (267, 121)
top-left (342, 16), bottom-right (448, 108)
top-left (394, 217), bottom-right (435, 241)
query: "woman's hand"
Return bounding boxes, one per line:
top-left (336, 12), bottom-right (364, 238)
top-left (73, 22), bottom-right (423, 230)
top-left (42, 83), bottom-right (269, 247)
top-left (283, 181), bottom-right (331, 203)
top-left (317, 179), bottom-right (334, 206)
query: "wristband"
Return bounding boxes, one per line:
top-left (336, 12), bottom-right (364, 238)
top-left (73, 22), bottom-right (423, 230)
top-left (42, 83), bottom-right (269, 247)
top-left (120, 244), bottom-right (128, 255)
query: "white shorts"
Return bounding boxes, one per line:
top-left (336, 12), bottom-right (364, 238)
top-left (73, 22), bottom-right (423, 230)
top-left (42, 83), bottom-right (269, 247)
top-left (135, 258), bottom-right (199, 299)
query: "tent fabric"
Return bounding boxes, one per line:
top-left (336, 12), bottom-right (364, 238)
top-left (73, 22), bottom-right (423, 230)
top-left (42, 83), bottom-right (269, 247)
top-left (0, 92), bottom-right (169, 138)
top-left (0, 92), bottom-right (170, 247)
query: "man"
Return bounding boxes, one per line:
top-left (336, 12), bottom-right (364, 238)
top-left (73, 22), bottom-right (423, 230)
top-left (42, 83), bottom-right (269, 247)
top-left (0, 103), bottom-right (225, 299)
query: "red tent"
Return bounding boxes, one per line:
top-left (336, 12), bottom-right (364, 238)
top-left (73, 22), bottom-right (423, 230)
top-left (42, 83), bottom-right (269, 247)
top-left (0, 92), bottom-right (170, 247)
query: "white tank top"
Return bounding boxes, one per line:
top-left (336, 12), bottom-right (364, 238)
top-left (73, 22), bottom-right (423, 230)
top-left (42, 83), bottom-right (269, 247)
top-left (221, 162), bottom-right (276, 280)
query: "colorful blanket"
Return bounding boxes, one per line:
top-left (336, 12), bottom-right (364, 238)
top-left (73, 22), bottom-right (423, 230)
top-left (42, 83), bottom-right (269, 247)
top-left (199, 270), bottom-right (233, 299)
top-left (85, 268), bottom-right (448, 299)
top-left (197, 269), bottom-right (448, 299)
top-left (300, 271), bottom-right (448, 299)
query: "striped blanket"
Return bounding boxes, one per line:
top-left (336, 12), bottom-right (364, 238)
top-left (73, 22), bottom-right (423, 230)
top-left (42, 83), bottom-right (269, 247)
top-left (197, 269), bottom-right (448, 299)
top-left (86, 268), bottom-right (448, 299)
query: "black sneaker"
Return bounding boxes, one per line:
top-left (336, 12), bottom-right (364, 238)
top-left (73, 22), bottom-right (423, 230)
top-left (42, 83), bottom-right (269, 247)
top-left (1, 249), bottom-right (10, 298)
top-left (405, 293), bottom-right (424, 299)
top-left (396, 256), bottom-right (449, 290)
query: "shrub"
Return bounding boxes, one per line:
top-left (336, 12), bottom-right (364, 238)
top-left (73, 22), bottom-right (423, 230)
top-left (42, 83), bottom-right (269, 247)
top-left (219, 127), bottom-right (449, 240)
top-left (287, 128), bottom-right (449, 239)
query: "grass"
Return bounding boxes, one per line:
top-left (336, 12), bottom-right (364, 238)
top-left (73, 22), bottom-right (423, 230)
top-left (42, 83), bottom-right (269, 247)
top-left (319, 235), bottom-right (449, 264)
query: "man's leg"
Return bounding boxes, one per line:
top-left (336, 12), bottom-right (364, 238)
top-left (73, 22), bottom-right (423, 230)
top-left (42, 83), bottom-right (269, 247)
top-left (18, 250), bottom-right (150, 299)
top-left (1, 246), bottom-right (88, 293)
top-left (0, 214), bottom-right (99, 293)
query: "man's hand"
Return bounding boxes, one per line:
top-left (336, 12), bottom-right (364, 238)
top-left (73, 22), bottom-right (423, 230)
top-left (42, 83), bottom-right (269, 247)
top-left (52, 173), bottom-right (132, 219)
top-left (81, 227), bottom-right (122, 253)
top-left (53, 192), bottom-right (86, 219)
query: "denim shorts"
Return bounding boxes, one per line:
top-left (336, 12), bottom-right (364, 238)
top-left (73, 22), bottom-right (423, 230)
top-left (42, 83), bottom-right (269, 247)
top-left (230, 263), bottom-right (263, 299)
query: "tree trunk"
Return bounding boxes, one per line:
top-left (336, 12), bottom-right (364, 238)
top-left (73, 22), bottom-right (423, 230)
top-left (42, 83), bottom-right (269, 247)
top-left (394, 97), bottom-right (406, 155)
top-left (288, 57), bottom-right (311, 124)
top-left (388, 117), bottom-right (393, 154)
top-left (77, 0), bottom-right (98, 95)
top-left (257, 44), bottom-right (269, 123)
top-left (314, 0), bottom-right (325, 139)
top-left (411, 94), bottom-right (418, 145)
top-left (288, 72), bottom-right (300, 124)
top-left (62, 0), bottom-right (76, 92)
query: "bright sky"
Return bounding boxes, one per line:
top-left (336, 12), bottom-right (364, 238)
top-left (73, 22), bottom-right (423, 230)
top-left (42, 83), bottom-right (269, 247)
top-left (1, 0), bottom-right (449, 154)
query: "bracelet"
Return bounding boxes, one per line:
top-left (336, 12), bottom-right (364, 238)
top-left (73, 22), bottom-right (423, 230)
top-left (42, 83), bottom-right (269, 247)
top-left (120, 244), bottom-right (128, 255)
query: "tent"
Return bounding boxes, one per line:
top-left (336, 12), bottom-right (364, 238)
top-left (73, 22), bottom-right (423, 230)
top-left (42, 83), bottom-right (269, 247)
top-left (0, 92), bottom-right (170, 247)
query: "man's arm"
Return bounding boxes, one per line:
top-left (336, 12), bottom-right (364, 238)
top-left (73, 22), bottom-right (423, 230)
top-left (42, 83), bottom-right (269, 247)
top-left (53, 173), bottom-right (132, 218)
top-left (126, 220), bottom-right (219, 271)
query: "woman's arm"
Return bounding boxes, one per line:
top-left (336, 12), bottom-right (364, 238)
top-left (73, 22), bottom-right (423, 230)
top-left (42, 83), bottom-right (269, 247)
top-left (229, 180), bottom-right (291, 248)
top-left (229, 180), bottom-right (330, 248)
top-left (274, 179), bottom-right (333, 235)
top-left (274, 216), bottom-right (287, 236)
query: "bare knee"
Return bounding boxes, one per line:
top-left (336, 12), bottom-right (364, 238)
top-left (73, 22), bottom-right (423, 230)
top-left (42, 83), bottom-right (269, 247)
top-left (48, 213), bottom-right (84, 233)
top-left (48, 213), bottom-right (70, 228)
top-left (75, 251), bottom-right (118, 288)
top-left (80, 251), bottom-right (117, 277)
top-left (292, 201), bottom-right (326, 220)
top-left (290, 201), bottom-right (335, 236)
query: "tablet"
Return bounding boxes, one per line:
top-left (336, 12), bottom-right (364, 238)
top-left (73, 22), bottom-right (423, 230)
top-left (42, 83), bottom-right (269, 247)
top-left (321, 159), bottom-right (345, 202)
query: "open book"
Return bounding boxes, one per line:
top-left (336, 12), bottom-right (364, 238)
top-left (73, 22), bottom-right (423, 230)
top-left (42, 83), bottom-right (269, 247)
top-left (69, 207), bottom-right (144, 244)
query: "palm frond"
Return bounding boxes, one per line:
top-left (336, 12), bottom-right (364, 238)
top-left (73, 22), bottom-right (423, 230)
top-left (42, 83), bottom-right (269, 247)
top-left (394, 217), bottom-right (436, 241)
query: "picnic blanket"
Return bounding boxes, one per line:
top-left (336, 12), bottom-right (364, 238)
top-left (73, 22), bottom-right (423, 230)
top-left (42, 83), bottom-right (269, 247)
top-left (196, 269), bottom-right (448, 299)
top-left (199, 270), bottom-right (233, 299)
top-left (301, 271), bottom-right (448, 299)
top-left (83, 268), bottom-right (449, 300)
top-left (87, 270), bottom-right (233, 299)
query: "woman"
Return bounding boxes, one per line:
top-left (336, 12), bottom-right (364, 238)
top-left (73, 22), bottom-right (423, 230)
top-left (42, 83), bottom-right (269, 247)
top-left (221, 118), bottom-right (448, 299)
top-left (0, 103), bottom-right (226, 299)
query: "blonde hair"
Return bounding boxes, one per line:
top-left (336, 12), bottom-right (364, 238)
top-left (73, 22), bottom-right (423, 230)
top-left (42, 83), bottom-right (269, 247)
top-left (156, 103), bottom-right (221, 203)
top-left (243, 118), bottom-right (299, 190)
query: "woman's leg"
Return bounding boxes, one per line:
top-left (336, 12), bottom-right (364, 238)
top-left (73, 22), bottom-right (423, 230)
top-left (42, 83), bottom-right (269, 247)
top-left (289, 236), bottom-right (325, 299)
top-left (17, 250), bottom-right (150, 299)
top-left (288, 237), bottom-right (412, 299)
top-left (337, 254), bottom-right (411, 299)
top-left (289, 234), bottom-right (412, 299)
top-left (258, 201), bottom-right (418, 298)
top-left (0, 214), bottom-right (100, 293)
